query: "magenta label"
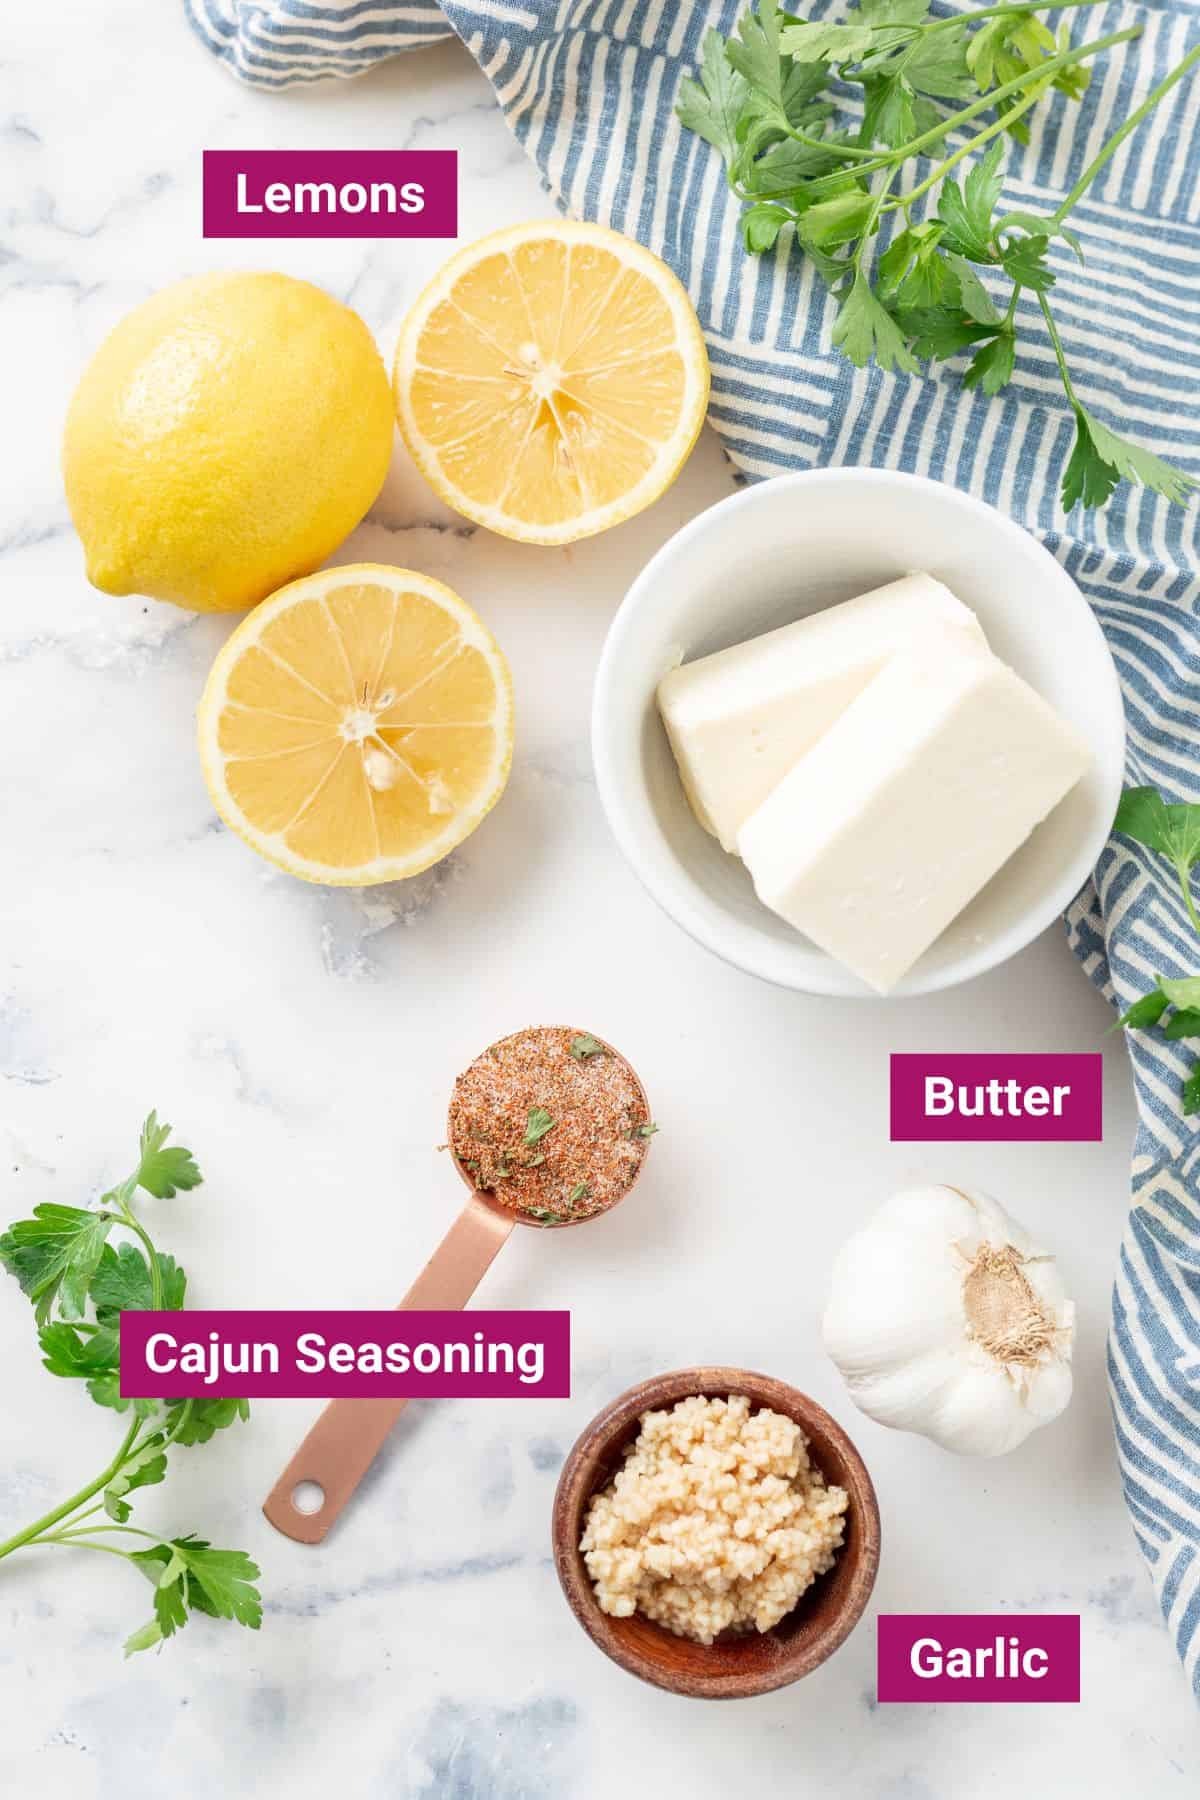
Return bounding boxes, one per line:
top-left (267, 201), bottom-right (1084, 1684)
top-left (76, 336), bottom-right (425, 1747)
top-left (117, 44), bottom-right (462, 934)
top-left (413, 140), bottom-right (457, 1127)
top-left (202, 151), bottom-right (457, 237)
top-left (878, 1614), bottom-right (1080, 1702)
top-left (119, 1310), bottom-right (568, 1398)
top-left (890, 1053), bottom-right (1102, 1141)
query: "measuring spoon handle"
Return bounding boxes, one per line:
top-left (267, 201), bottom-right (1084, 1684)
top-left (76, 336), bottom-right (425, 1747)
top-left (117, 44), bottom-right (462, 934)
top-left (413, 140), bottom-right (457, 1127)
top-left (263, 1196), bottom-right (515, 1544)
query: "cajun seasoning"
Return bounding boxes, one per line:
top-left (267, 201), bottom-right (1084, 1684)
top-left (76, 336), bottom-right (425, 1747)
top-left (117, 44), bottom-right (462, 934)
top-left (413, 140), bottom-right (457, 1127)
top-left (447, 1026), bottom-right (654, 1224)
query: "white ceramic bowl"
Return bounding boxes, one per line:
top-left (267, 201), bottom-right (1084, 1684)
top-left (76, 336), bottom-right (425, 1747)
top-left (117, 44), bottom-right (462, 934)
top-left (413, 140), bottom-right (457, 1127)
top-left (592, 469), bottom-right (1125, 998)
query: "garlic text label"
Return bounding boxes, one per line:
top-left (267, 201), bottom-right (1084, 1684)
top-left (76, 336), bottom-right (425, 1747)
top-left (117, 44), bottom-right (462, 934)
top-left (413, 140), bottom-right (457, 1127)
top-left (890, 1053), bottom-right (1103, 1141)
top-left (203, 151), bottom-right (457, 238)
top-left (119, 1310), bottom-right (568, 1398)
top-left (878, 1614), bottom-right (1080, 1702)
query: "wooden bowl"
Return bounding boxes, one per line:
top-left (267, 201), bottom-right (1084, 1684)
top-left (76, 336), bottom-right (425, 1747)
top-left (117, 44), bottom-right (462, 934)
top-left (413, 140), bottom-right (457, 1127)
top-left (552, 1367), bottom-right (881, 1699)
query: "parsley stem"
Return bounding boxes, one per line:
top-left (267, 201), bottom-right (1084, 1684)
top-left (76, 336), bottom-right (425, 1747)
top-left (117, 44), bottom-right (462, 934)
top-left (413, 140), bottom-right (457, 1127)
top-left (858, 166), bottom-right (898, 269)
top-left (1175, 859), bottom-right (1200, 937)
top-left (773, 24), bottom-right (1141, 186)
top-left (31, 1537), bottom-right (135, 1560)
top-left (0, 1402), bottom-right (194, 1562)
top-left (775, 123), bottom-right (878, 160)
top-left (886, 80), bottom-right (1049, 211)
top-left (111, 1194), bottom-right (165, 1312)
top-left (883, 24), bottom-right (1141, 166)
top-left (157, 1398), bottom-right (195, 1451)
top-left (1052, 40), bottom-right (1200, 224)
top-left (0, 1415), bottom-right (141, 1561)
top-left (1035, 289), bottom-right (1077, 403)
top-left (45, 1522), bottom-right (163, 1543)
top-left (919, 0), bottom-right (1105, 32)
top-left (58, 1500), bottom-right (106, 1529)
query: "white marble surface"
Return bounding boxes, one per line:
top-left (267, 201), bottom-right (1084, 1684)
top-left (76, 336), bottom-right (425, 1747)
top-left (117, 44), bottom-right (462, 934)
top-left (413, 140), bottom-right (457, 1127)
top-left (1, 3), bottom-right (1196, 1793)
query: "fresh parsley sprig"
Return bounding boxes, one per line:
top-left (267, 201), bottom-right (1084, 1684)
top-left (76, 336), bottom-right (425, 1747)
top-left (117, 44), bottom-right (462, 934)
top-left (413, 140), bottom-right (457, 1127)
top-left (1112, 790), bottom-right (1200, 1114)
top-left (676, 0), bottom-right (1200, 515)
top-left (0, 1115), bottom-right (260, 1656)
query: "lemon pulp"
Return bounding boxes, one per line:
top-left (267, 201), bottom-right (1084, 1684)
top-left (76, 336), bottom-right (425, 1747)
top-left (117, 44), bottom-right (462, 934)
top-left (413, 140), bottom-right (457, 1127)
top-left (197, 565), bottom-right (513, 885)
top-left (394, 221), bottom-right (710, 545)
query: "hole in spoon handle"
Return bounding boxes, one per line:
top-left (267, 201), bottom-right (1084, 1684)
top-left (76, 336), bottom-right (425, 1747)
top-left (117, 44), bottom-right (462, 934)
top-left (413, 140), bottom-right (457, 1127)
top-left (263, 1395), bottom-right (411, 1543)
top-left (262, 1199), bottom-right (515, 1543)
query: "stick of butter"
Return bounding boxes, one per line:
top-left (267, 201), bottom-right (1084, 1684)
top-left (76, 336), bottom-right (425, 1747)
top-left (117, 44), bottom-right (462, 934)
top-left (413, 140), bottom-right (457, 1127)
top-left (656, 574), bottom-right (987, 852)
top-left (736, 630), bottom-right (1090, 994)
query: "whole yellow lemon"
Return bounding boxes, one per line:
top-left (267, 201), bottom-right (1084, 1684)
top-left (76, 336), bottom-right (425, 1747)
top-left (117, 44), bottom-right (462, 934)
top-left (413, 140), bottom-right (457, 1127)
top-left (62, 272), bottom-right (394, 613)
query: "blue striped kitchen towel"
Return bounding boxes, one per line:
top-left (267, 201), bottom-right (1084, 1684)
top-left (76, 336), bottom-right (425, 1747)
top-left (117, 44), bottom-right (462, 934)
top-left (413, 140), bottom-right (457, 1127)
top-left (188, 0), bottom-right (1200, 1693)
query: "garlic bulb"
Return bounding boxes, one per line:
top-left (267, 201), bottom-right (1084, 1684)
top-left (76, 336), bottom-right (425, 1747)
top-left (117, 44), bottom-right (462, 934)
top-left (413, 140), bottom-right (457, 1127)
top-left (822, 1184), bottom-right (1074, 1457)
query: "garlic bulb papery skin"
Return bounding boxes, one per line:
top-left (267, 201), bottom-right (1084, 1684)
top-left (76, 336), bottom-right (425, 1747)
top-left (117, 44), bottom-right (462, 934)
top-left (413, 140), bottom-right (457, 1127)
top-left (822, 1184), bottom-right (1074, 1458)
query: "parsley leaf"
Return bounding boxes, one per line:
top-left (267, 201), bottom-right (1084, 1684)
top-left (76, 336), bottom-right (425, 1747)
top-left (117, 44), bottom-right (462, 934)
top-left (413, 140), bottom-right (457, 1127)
top-left (904, 24), bottom-right (974, 101)
top-left (569, 1034), bottom-right (606, 1060)
top-left (944, 253), bottom-right (1001, 324)
top-left (178, 1541), bottom-right (263, 1625)
top-left (104, 1436), bottom-right (168, 1524)
top-left (38, 1320), bottom-right (121, 1382)
top-left (676, 28), bottom-right (748, 164)
top-left (1000, 232), bottom-right (1055, 291)
top-left (1062, 407), bottom-right (1197, 514)
top-left (937, 140), bottom-right (1004, 262)
top-left (796, 184), bottom-right (875, 250)
top-left (898, 302), bottom-right (996, 361)
top-left (1113, 987), bottom-right (1171, 1032)
top-left (965, 11), bottom-right (1011, 90)
top-left (876, 225), bottom-right (926, 295)
top-left (1183, 1063), bottom-right (1200, 1117)
top-left (1000, 209), bottom-right (1084, 266)
top-left (861, 73), bottom-right (940, 150)
top-left (748, 132), bottom-right (843, 191)
top-left (1163, 1007), bottom-right (1200, 1041)
top-left (164, 1395), bottom-right (251, 1445)
top-left (969, 11), bottom-right (1089, 110)
top-left (779, 20), bottom-right (876, 64)
top-left (137, 1112), bottom-right (202, 1199)
top-left (782, 0), bottom-right (929, 65)
top-left (742, 202), bottom-right (793, 251)
top-left (1113, 787), bottom-right (1200, 938)
top-left (860, 0), bottom-right (932, 33)
top-left (0, 1204), bottom-right (113, 1325)
top-left (963, 331), bottom-right (1015, 395)
top-left (85, 1372), bottom-right (160, 1418)
top-left (1159, 974), bottom-right (1200, 1011)
top-left (895, 246), bottom-right (952, 309)
top-left (1115, 788), bottom-right (1200, 863)
top-left (91, 1242), bottom-right (187, 1320)
top-left (832, 274), bottom-right (920, 373)
top-left (727, 0), bottom-right (798, 129)
top-left (0, 1117), bottom-right (200, 1327)
top-left (1103, 811), bottom-right (1200, 1109)
top-left (126, 1538), bottom-right (262, 1655)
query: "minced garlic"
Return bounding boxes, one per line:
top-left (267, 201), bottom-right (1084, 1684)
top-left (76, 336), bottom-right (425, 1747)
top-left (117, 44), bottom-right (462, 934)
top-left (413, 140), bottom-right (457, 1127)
top-left (579, 1394), bottom-right (848, 1645)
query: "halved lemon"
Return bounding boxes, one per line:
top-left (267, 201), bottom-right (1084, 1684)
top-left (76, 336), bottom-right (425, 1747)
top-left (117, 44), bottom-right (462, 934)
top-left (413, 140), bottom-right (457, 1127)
top-left (393, 221), bottom-right (710, 545)
top-left (197, 564), bottom-right (513, 886)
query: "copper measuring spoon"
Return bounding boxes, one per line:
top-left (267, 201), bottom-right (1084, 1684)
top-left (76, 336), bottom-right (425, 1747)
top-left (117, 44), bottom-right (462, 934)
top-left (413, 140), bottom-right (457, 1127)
top-left (263, 1027), bottom-right (652, 1544)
